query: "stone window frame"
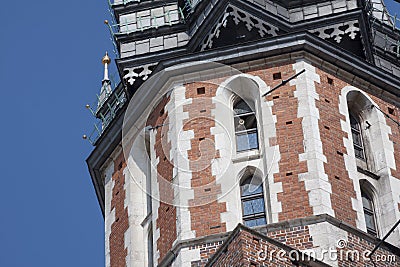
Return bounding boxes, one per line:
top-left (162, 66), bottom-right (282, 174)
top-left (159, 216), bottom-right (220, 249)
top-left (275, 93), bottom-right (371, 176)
top-left (346, 92), bottom-right (376, 172)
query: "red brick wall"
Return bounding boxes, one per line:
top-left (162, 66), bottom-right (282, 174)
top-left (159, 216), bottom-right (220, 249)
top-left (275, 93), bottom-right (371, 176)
top-left (266, 226), bottom-right (314, 251)
top-left (190, 226), bottom-right (313, 266)
top-left (210, 229), bottom-right (305, 267)
top-left (185, 82), bottom-right (227, 237)
top-left (208, 227), bottom-right (400, 267)
top-left (315, 69), bottom-right (358, 226)
top-left (337, 232), bottom-right (400, 266)
top-left (254, 65), bottom-right (313, 221)
top-left (147, 95), bottom-right (177, 263)
top-left (110, 152), bottom-right (129, 267)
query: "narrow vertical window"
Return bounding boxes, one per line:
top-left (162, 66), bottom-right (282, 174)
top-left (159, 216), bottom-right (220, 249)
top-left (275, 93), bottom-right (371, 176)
top-left (241, 176), bottom-right (266, 227)
top-left (350, 113), bottom-right (365, 160)
top-left (234, 99), bottom-right (259, 152)
top-left (362, 190), bottom-right (377, 236)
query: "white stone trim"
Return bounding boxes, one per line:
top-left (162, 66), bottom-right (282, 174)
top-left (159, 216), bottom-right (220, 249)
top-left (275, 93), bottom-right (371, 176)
top-left (150, 128), bottom-right (161, 264)
top-left (292, 60), bottom-right (334, 216)
top-left (212, 73), bottom-right (282, 227)
top-left (308, 222), bottom-right (348, 267)
top-left (339, 86), bottom-right (400, 246)
top-left (167, 86), bottom-right (196, 241)
top-left (171, 247), bottom-right (201, 267)
top-left (104, 161), bottom-right (115, 267)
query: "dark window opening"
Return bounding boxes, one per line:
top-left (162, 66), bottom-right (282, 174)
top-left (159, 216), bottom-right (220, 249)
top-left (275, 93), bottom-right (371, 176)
top-left (273, 72), bottom-right (282, 80)
top-left (197, 87), bottom-right (206, 95)
top-left (241, 175), bottom-right (266, 227)
top-left (350, 113), bottom-right (365, 161)
top-left (362, 190), bottom-right (377, 236)
top-left (234, 99), bottom-right (259, 152)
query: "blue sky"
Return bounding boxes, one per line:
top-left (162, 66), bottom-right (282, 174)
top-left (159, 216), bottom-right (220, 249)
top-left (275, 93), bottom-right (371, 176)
top-left (0, 1), bottom-right (398, 267)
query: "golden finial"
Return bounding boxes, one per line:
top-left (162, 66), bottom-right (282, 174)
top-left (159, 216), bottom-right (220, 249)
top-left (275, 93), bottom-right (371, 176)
top-left (102, 52), bottom-right (111, 65)
top-left (82, 135), bottom-right (88, 140)
top-left (104, 20), bottom-right (109, 25)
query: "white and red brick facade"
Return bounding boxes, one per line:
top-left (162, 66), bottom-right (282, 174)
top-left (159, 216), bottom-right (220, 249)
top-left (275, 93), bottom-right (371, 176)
top-left (87, 1), bottom-right (400, 266)
top-left (99, 57), bottom-right (400, 266)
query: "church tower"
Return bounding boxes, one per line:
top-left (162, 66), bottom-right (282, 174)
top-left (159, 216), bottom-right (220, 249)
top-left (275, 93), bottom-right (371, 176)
top-left (86, 0), bottom-right (400, 266)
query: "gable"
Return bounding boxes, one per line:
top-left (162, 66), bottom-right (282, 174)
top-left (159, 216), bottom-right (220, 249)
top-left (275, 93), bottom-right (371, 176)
top-left (198, 5), bottom-right (284, 51)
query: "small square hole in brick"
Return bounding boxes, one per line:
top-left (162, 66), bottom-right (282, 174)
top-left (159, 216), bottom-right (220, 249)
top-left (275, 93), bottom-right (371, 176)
top-left (204, 188), bottom-right (211, 192)
top-left (199, 137), bottom-right (205, 141)
top-left (273, 72), bottom-right (282, 80)
top-left (325, 98), bottom-right (330, 103)
top-left (286, 121), bottom-right (293, 125)
top-left (286, 172), bottom-right (293, 176)
top-left (200, 109), bottom-right (206, 113)
top-left (327, 77), bottom-right (334, 85)
top-left (388, 107), bottom-right (395, 115)
top-left (273, 95), bottom-right (279, 99)
top-left (197, 87), bottom-right (206, 94)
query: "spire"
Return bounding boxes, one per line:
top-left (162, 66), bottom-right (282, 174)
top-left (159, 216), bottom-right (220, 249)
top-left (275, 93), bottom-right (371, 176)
top-left (98, 52), bottom-right (113, 110)
top-left (102, 51), bottom-right (111, 82)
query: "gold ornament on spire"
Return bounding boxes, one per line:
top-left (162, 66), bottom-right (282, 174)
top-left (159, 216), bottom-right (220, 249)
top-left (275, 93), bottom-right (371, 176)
top-left (102, 52), bottom-right (111, 65)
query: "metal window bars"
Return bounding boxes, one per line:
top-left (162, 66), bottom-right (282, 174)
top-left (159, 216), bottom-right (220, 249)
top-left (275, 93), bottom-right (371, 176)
top-left (365, 0), bottom-right (400, 58)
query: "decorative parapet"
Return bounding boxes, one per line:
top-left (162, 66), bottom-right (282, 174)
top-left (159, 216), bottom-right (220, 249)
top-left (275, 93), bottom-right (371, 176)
top-left (123, 63), bottom-right (157, 85)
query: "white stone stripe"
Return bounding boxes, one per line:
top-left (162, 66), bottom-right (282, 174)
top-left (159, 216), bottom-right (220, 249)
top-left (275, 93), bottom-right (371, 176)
top-left (167, 86), bottom-right (196, 241)
top-left (291, 61), bottom-right (334, 216)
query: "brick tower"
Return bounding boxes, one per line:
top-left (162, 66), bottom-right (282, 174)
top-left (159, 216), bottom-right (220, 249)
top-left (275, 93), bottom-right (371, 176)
top-left (86, 0), bottom-right (400, 266)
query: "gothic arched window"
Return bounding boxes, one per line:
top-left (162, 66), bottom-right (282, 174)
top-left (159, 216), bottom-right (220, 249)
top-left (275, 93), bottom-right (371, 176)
top-left (240, 175), bottom-right (266, 227)
top-left (350, 112), bottom-right (365, 161)
top-left (234, 99), bottom-right (259, 152)
top-left (361, 189), bottom-right (377, 236)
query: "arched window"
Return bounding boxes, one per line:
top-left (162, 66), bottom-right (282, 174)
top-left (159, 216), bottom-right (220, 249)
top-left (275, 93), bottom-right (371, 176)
top-left (240, 174), bottom-right (266, 227)
top-left (233, 99), bottom-right (259, 152)
top-left (361, 189), bottom-right (377, 236)
top-left (349, 112), bottom-right (365, 161)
